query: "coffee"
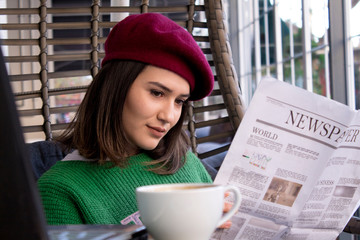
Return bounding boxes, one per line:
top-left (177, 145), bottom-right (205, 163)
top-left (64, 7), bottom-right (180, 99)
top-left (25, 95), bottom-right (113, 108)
top-left (136, 183), bottom-right (241, 240)
top-left (142, 184), bottom-right (214, 192)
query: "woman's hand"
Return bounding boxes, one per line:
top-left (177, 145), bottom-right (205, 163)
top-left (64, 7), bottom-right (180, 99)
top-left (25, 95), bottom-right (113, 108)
top-left (218, 192), bottom-right (233, 229)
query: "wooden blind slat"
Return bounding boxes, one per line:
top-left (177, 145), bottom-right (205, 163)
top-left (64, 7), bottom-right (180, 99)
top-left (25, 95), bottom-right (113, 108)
top-left (197, 144), bottom-right (230, 159)
top-left (0, 23), bottom-right (38, 30)
top-left (10, 73), bottom-right (39, 82)
top-left (47, 7), bottom-right (91, 14)
top-left (193, 103), bottom-right (226, 113)
top-left (2, 39), bottom-right (39, 46)
top-left (22, 125), bottom-right (44, 133)
top-left (19, 105), bottom-right (79, 117)
top-left (49, 70), bottom-right (91, 79)
top-left (194, 116), bottom-right (230, 128)
top-left (10, 70), bottom-right (91, 82)
top-left (5, 56), bottom-right (38, 62)
top-left (197, 131), bottom-right (233, 144)
top-left (15, 86), bottom-right (88, 100)
top-left (209, 89), bottom-right (222, 96)
top-left (0, 8), bottom-right (38, 15)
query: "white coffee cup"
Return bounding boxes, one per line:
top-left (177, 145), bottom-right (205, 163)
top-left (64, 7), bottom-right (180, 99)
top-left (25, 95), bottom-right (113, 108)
top-left (136, 183), bottom-right (241, 240)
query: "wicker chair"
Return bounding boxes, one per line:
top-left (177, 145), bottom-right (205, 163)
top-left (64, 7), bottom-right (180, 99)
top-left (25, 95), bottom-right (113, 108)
top-left (0, 0), bottom-right (356, 237)
top-left (0, 0), bottom-right (244, 179)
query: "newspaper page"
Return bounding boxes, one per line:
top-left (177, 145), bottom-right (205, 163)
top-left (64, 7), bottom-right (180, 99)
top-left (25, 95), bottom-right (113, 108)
top-left (212, 77), bottom-right (360, 240)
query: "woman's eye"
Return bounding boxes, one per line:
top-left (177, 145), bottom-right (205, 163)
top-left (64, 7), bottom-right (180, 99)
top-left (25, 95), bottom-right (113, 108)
top-left (175, 99), bottom-right (186, 105)
top-left (151, 90), bottom-right (163, 97)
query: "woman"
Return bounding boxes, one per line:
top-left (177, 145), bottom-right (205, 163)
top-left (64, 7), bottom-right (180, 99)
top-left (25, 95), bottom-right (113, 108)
top-left (38, 13), bottom-right (229, 227)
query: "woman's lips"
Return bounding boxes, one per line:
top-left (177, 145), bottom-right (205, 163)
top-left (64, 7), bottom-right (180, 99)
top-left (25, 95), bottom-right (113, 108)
top-left (147, 126), bottom-right (166, 138)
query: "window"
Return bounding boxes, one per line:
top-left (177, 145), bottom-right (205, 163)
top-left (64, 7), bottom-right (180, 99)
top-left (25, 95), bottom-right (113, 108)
top-left (225, 0), bottom-right (358, 112)
top-left (350, 0), bottom-right (360, 109)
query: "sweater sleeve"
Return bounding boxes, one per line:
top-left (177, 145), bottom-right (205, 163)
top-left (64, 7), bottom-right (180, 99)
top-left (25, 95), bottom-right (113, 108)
top-left (38, 175), bottom-right (84, 225)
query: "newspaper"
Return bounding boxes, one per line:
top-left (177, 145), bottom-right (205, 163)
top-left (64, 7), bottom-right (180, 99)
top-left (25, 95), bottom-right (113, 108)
top-left (212, 77), bottom-right (360, 240)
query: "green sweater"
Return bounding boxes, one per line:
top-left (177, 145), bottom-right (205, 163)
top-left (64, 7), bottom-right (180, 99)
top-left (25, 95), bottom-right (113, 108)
top-left (38, 150), bottom-right (212, 225)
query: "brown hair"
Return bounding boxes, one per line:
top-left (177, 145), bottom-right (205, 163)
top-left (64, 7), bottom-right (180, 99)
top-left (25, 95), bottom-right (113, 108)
top-left (56, 60), bottom-right (190, 174)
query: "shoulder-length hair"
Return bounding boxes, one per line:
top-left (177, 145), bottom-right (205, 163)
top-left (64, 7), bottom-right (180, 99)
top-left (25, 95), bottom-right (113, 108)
top-left (56, 60), bottom-right (190, 174)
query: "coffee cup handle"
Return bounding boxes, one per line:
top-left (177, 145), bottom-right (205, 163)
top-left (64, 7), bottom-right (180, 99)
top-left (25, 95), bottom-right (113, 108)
top-left (217, 185), bottom-right (242, 227)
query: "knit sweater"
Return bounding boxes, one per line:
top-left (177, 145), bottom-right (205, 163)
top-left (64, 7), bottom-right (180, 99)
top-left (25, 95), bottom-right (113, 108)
top-left (38, 150), bottom-right (212, 225)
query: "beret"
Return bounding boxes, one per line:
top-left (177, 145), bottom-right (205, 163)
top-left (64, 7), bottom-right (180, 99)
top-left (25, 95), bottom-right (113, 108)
top-left (101, 13), bottom-right (214, 101)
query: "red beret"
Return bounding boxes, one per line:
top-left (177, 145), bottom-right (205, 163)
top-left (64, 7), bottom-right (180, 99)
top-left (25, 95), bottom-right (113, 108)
top-left (102, 13), bottom-right (214, 101)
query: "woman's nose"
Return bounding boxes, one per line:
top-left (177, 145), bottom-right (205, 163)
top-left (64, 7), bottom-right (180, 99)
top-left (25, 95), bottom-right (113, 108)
top-left (157, 102), bottom-right (176, 124)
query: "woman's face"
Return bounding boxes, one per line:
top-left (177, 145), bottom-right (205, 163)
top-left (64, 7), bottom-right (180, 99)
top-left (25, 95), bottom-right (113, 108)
top-left (122, 65), bottom-right (190, 154)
